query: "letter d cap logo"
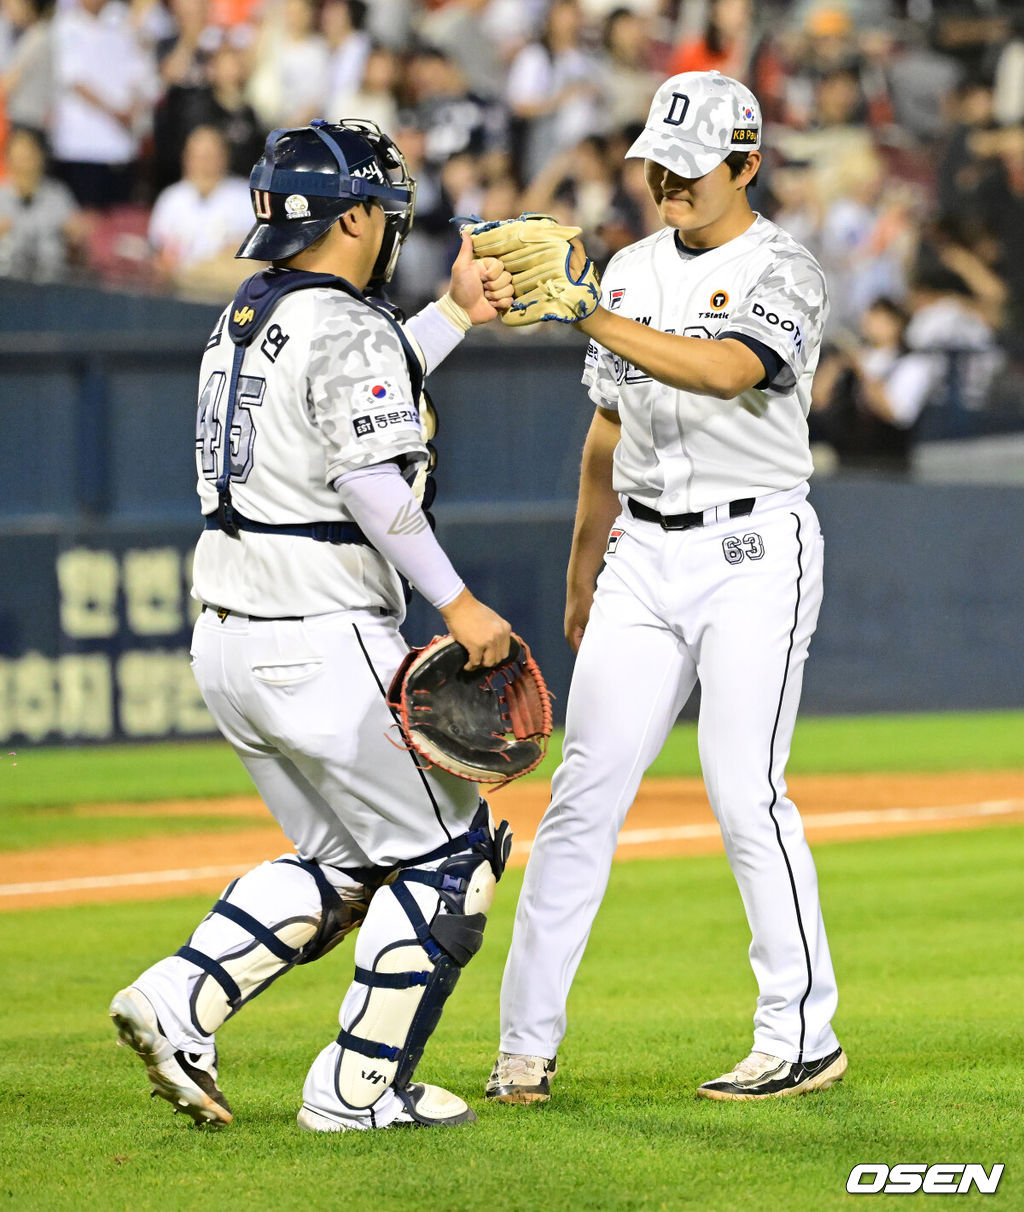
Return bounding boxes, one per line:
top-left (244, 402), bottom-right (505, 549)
top-left (665, 93), bottom-right (690, 126)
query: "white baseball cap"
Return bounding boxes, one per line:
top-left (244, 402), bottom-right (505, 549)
top-left (626, 70), bottom-right (762, 179)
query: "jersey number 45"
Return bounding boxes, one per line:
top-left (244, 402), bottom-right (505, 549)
top-left (195, 370), bottom-right (266, 484)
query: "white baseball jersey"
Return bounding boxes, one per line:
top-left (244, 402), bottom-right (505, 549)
top-left (192, 286), bottom-right (427, 619)
top-left (583, 214), bottom-right (829, 513)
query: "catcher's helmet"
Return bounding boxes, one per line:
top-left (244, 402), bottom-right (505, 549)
top-left (236, 118), bottom-right (416, 280)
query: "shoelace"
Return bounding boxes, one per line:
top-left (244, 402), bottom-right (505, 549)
top-left (500, 1054), bottom-right (547, 1080)
top-left (730, 1051), bottom-right (779, 1080)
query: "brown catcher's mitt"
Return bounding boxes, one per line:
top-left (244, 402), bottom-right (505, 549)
top-left (387, 633), bottom-right (553, 785)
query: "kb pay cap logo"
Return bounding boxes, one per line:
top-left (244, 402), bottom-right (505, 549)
top-left (847, 1163), bottom-right (1003, 1195)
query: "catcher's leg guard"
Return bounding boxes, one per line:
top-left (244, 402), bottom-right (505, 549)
top-left (310, 804), bottom-right (511, 1115)
top-left (149, 856), bottom-right (375, 1041)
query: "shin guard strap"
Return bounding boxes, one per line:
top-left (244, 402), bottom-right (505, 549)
top-left (354, 965), bottom-right (430, 989)
top-left (394, 868), bottom-right (468, 895)
top-left (176, 945), bottom-right (242, 1010)
top-left (275, 855), bottom-right (340, 906)
top-left (335, 1028), bottom-right (400, 1062)
top-left (391, 881), bottom-right (443, 962)
top-left (397, 826), bottom-right (488, 871)
top-left (210, 899), bottom-right (301, 964)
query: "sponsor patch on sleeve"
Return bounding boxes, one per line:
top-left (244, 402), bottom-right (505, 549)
top-left (350, 378), bottom-right (419, 439)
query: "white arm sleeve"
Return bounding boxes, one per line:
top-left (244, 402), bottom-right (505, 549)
top-left (403, 299), bottom-right (468, 375)
top-left (334, 462), bottom-right (464, 610)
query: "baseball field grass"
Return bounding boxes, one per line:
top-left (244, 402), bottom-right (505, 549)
top-left (2, 712), bottom-right (1022, 1210)
top-left (3, 708), bottom-right (1022, 812)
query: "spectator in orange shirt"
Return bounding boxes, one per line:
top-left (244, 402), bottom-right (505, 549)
top-left (668, 0), bottom-right (754, 80)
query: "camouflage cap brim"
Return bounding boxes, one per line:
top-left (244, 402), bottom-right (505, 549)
top-left (625, 127), bottom-right (729, 180)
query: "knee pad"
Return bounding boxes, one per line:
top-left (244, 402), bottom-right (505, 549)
top-left (176, 856), bottom-right (373, 1037)
top-left (330, 811), bottom-right (511, 1110)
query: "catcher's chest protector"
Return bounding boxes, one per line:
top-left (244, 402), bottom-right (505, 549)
top-left (212, 269), bottom-right (438, 535)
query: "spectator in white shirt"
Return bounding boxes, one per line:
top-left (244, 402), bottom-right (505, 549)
top-left (327, 41), bottom-right (399, 133)
top-left (148, 123), bottom-right (252, 297)
top-left (49, 0), bottom-right (156, 207)
top-left (321, 0), bottom-right (369, 113)
top-left (246, 0), bottom-right (329, 129)
top-left (505, 0), bottom-right (603, 184)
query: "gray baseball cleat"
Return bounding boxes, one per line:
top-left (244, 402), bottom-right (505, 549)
top-left (109, 987), bottom-right (232, 1125)
top-left (697, 1047), bottom-right (847, 1101)
top-left (485, 1052), bottom-right (558, 1104)
top-left (297, 1083), bottom-right (477, 1131)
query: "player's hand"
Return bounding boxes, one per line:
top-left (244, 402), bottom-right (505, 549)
top-left (564, 583), bottom-right (595, 653)
top-left (568, 235), bottom-right (589, 280)
top-left (439, 587), bottom-right (512, 669)
top-left (447, 231), bottom-right (513, 325)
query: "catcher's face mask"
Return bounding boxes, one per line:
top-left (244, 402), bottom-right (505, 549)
top-left (237, 118), bottom-right (416, 278)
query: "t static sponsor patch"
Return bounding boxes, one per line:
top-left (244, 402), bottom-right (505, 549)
top-left (609, 288), bottom-right (626, 311)
top-left (606, 528), bottom-right (624, 554)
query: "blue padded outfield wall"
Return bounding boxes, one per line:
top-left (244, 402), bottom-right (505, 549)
top-left (1, 280), bottom-right (1022, 746)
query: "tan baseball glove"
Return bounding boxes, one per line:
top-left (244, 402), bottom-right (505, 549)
top-left (468, 213), bottom-right (601, 326)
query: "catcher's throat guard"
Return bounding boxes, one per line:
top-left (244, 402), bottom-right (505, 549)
top-left (387, 633), bottom-right (553, 785)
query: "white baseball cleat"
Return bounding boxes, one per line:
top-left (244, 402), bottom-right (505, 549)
top-left (697, 1047), bottom-right (847, 1101)
top-left (297, 1083), bottom-right (477, 1132)
top-left (484, 1052), bottom-right (558, 1104)
top-left (109, 987), bottom-right (232, 1125)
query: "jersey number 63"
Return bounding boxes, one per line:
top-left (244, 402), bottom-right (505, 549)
top-left (722, 533), bottom-right (765, 564)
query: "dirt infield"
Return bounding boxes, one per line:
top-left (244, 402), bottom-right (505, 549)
top-left (3, 770), bottom-right (1022, 911)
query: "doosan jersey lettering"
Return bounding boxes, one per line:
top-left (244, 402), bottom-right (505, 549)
top-left (582, 214), bottom-right (829, 514)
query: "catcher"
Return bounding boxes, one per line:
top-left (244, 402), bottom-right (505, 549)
top-left (108, 119), bottom-right (549, 1133)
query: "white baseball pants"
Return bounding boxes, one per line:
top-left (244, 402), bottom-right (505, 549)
top-left (189, 607), bottom-right (481, 869)
top-left (500, 486), bottom-right (840, 1064)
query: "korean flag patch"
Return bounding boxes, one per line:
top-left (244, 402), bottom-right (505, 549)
top-left (355, 377), bottom-right (400, 408)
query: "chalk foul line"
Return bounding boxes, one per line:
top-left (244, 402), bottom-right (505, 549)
top-left (2, 799), bottom-right (1022, 899)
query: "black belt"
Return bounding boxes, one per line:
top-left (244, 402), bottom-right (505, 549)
top-left (627, 496), bottom-right (755, 531)
top-left (203, 512), bottom-right (369, 545)
top-left (201, 604), bottom-right (392, 623)
top-left (202, 604), bottom-right (304, 622)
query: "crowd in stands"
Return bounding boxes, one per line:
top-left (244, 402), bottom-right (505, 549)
top-left (2, 0), bottom-right (1024, 464)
